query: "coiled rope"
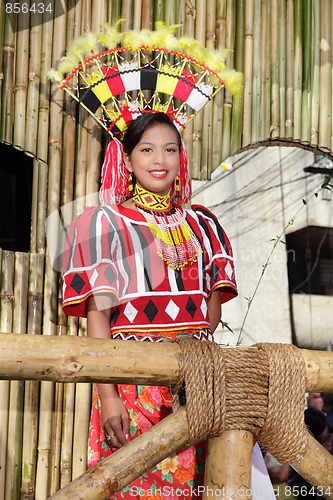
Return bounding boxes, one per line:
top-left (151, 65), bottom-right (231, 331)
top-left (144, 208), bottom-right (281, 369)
top-left (172, 340), bottom-right (307, 464)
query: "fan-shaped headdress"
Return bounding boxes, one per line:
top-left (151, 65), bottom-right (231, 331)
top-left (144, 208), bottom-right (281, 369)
top-left (50, 21), bottom-right (243, 205)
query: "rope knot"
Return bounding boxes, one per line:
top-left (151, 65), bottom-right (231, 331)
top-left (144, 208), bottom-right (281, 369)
top-left (172, 340), bottom-right (307, 464)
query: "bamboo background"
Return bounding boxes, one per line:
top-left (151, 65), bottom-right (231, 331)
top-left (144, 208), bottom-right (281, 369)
top-left (0, 0), bottom-right (332, 497)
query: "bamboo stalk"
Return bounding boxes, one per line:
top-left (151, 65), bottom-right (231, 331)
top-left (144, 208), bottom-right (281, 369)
top-left (259, 0), bottom-right (270, 140)
top-left (202, 0), bottom-right (216, 178)
top-left (270, 0), bottom-right (279, 139)
top-left (0, 10), bottom-right (15, 143)
top-left (71, 380), bottom-right (91, 480)
top-left (71, 318), bottom-right (91, 480)
top-left (121, 0), bottom-right (132, 30)
top-left (310, 0), bottom-right (320, 146)
top-left (251, 0), bottom-right (261, 143)
top-left (230, 2), bottom-right (244, 155)
top-left (278, 0), bottom-right (286, 138)
top-left (25, 11), bottom-right (42, 156)
top-left (60, 384), bottom-right (75, 488)
top-left (291, 433), bottom-right (333, 497)
top-left (49, 407), bottom-right (189, 500)
top-left (301, 0), bottom-right (311, 142)
top-left (319, 0), bottom-right (332, 149)
top-left (37, 0), bottom-right (55, 163)
top-left (36, 161), bottom-right (48, 253)
top-left (1, 336), bottom-right (333, 392)
top-left (35, 4), bottom-right (68, 496)
top-left (5, 252), bottom-right (29, 499)
top-left (211, 0), bottom-right (226, 168)
top-left (293, 0), bottom-right (302, 140)
top-left (0, 251), bottom-right (14, 500)
top-left (0, 0), bottom-right (6, 123)
top-left (49, 383), bottom-right (64, 495)
top-left (30, 160), bottom-right (39, 253)
top-left (21, 253), bottom-right (44, 500)
top-left (242, 0), bottom-right (254, 146)
top-left (133, 0), bottom-right (142, 30)
top-left (203, 431), bottom-right (253, 499)
top-left (285, 0), bottom-right (294, 138)
top-left (13, 0), bottom-right (30, 150)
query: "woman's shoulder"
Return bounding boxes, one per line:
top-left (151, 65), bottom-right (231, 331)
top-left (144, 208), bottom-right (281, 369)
top-left (186, 204), bottom-right (219, 222)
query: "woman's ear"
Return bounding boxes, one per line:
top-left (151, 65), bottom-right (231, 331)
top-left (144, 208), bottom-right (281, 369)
top-left (123, 152), bottom-right (132, 172)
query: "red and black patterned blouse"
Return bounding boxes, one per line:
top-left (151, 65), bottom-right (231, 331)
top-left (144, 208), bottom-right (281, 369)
top-left (62, 203), bottom-right (237, 339)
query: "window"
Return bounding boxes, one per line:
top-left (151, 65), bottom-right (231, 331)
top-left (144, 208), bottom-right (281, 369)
top-left (0, 144), bottom-right (33, 252)
top-left (286, 226), bottom-right (333, 296)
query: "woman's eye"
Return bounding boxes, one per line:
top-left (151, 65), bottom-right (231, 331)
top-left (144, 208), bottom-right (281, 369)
top-left (166, 148), bottom-right (177, 153)
top-left (141, 148), bottom-right (152, 152)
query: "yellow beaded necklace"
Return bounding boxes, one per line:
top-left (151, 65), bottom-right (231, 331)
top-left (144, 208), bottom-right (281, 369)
top-left (132, 184), bottom-right (202, 270)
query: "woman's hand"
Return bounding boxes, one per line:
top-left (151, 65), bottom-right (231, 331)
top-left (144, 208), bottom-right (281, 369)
top-left (101, 395), bottom-right (130, 449)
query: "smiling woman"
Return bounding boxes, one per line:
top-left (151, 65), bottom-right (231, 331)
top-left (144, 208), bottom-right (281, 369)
top-left (61, 112), bottom-right (238, 499)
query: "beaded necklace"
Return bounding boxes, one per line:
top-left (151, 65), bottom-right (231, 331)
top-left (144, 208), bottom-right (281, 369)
top-left (132, 184), bottom-right (202, 270)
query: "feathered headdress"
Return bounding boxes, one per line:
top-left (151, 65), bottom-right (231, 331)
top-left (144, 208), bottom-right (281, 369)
top-left (49, 20), bottom-right (243, 138)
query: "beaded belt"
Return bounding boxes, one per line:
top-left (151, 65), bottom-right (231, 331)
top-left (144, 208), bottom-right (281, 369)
top-left (111, 329), bottom-right (213, 343)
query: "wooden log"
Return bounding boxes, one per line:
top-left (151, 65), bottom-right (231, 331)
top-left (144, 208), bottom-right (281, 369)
top-left (301, 349), bottom-right (333, 392)
top-left (49, 407), bottom-right (189, 499)
top-left (203, 431), bottom-right (253, 499)
top-left (0, 333), bottom-right (180, 385)
top-left (1, 335), bottom-right (333, 392)
top-left (291, 433), bottom-right (333, 497)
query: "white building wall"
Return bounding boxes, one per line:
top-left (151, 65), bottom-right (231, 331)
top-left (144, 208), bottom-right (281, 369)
top-left (192, 146), bottom-right (333, 348)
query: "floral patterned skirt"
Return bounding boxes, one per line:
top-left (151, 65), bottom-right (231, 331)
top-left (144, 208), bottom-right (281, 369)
top-left (88, 383), bottom-right (206, 499)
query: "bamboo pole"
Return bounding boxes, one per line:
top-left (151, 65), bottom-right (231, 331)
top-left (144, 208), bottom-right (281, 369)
top-left (35, 3), bottom-right (67, 495)
top-left (49, 407), bottom-right (189, 500)
top-left (319, 0), bottom-right (332, 150)
top-left (37, 0), bottom-right (55, 163)
top-left (291, 433), bottom-right (333, 495)
top-left (25, 10), bottom-right (42, 156)
top-left (259, 0), bottom-right (270, 140)
top-left (0, 0), bottom-right (5, 103)
top-left (230, 0), bottom-right (244, 154)
top-left (285, 0), bottom-right (294, 138)
top-left (0, 10), bottom-right (15, 144)
top-left (49, 383), bottom-right (64, 495)
top-left (300, 0), bottom-right (311, 143)
top-left (0, 251), bottom-right (14, 500)
top-left (13, 0), bottom-right (30, 150)
top-left (5, 252), bottom-right (29, 499)
top-left (212, 0), bottom-right (226, 168)
top-left (293, 0), bottom-right (302, 141)
top-left (278, 0), bottom-right (286, 138)
top-left (251, 0), bottom-right (261, 144)
top-left (21, 253), bottom-right (44, 499)
top-left (1, 336), bottom-right (333, 392)
top-left (310, 0), bottom-right (320, 146)
top-left (270, 0), bottom-right (279, 139)
top-left (203, 431), bottom-right (253, 499)
top-left (71, 318), bottom-right (91, 480)
top-left (242, 0), bottom-right (254, 146)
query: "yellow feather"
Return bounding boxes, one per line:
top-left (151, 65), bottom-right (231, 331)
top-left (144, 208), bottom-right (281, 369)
top-left (99, 20), bottom-right (124, 49)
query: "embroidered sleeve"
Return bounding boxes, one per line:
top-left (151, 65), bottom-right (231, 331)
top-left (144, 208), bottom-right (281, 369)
top-left (191, 205), bottom-right (238, 304)
top-left (62, 206), bottom-right (120, 317)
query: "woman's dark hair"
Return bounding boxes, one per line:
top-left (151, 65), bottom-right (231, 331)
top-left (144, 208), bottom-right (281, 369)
top-left (122, 112), bottom-right (181, 155)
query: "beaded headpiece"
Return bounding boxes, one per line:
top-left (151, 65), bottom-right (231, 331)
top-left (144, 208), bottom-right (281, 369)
top-left (50, 21), bottom-right (243, 138)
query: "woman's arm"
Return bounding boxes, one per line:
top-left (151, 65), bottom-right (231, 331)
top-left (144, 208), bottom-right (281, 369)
top-left (208, 290), bottom-right (222, 333)
top-left (87, 295), bottom-right (130, 448)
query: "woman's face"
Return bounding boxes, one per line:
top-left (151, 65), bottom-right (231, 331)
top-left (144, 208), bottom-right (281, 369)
top-left (124, 123), bottom-right (180, 196)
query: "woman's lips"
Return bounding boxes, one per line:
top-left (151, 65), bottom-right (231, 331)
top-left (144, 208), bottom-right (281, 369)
top-left (149, 170), bottom-right (168, 178)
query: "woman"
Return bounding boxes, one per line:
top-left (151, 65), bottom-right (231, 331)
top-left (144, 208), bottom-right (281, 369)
top-left (62, 112), bottom-right (238, 498)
